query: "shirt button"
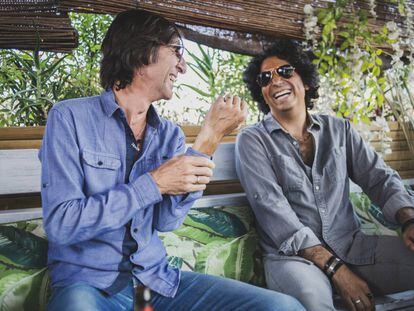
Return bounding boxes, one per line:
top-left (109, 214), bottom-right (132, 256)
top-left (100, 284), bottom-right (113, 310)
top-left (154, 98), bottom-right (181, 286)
top-left (293, 141), bottom-right (298, 145)
top-left (315, 185), bottom-right (320, 191)
top-left (97, 161), bottom-right (103, 166)
top-left (130, 254), bottom-right (134, 260)
top-left (133, 228), bottom-right (138, 233)
top-left (254, 194), bottom-right (258, 199)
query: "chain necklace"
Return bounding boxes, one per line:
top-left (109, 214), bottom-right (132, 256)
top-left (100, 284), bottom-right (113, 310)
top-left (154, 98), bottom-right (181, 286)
top-left (295, 132), bottom-right (312, 143)
top-left (131, 123), bottom-right (146, 152)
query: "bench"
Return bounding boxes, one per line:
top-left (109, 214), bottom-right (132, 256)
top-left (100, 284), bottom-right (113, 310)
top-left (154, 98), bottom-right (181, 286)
top-left (1, 126), bottom-right (414, 310)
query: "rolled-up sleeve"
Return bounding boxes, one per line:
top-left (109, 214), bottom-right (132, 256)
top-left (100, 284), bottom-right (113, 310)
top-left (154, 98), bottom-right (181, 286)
top-left (235, 129), bottom-right (321, 255)
top-left (345, 120), bottom-right (414, 224)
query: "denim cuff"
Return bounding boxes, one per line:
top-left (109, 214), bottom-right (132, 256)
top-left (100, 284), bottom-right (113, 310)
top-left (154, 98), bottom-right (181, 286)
top-left (185, 146), bottom-right (211, 159)
top-left (279, 227), bottom-right (321, 256)
top-left (130, 173), bottom-right (163, 208)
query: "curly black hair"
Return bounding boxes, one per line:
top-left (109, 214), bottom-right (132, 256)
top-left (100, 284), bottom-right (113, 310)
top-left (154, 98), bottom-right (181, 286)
top-left (243, 39), bottom-right (319, 114)
top-left (100, 9), bottom-right (181, 91)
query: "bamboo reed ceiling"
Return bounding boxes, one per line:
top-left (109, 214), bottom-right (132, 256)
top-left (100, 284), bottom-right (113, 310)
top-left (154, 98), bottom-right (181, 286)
top-left (58, 0), bottom-right (413, 51)
top-left (1, 0), bottom-right (413, 54)
top-left (0, 1), bottom-right (78, 52)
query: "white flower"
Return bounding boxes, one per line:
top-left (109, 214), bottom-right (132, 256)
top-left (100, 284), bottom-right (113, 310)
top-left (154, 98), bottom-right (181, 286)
top-left (304, 4), bottom-right (314, 15)
top-left (386, 21), bottom-right (398, 32)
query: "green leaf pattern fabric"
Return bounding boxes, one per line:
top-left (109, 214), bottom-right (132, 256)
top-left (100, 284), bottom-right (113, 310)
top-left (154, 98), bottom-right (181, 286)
top-left (159, 205), bottom-right (264, 286)
top-left (0, 220), bottom-right (50, 311)
top-left (0, 195), bottom-right (403, 310)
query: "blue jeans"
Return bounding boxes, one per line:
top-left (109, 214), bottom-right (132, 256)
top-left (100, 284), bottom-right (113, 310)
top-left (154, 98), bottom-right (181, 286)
top-left (48, 271), bottom-right (304, 311)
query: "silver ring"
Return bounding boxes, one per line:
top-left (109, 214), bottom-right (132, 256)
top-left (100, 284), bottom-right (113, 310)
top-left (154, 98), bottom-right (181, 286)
top-left (353, 299), bottom-right (362, 304)
top-left (196, 176), bottom-right (200, 184)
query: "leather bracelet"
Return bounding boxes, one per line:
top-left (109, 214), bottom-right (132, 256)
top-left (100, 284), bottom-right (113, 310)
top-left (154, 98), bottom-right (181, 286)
top-left (323, 255), bottom-right (344, 279)
top-left (402, 218), bottom-right (414, 233)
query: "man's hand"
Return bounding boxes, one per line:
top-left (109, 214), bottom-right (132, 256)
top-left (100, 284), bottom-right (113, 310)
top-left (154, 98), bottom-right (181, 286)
top-left (332, 265), bottom-right (374, 311)
top-left (402, 223), bottom-right (414, 251)
top-left (149, 155), bottom-right (215, 195)
top-left (299, 245), bottom-right (374, 311)
top-left (193, 94), bottom-right (248, 156)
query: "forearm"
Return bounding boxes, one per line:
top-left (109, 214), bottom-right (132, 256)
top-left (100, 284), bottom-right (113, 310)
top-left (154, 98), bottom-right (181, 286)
top-left (298, 245), bottom-right (333, 270)
top-left (192, 126), bottom-right (222, 156)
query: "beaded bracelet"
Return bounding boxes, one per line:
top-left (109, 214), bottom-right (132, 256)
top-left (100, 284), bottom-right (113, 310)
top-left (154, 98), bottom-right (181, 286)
top-left (402, 218), bottom-right (414, 233)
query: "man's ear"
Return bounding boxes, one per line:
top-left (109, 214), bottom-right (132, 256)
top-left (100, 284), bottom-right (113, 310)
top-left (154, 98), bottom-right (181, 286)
top-left (137, 67), bottom-right (145, 77)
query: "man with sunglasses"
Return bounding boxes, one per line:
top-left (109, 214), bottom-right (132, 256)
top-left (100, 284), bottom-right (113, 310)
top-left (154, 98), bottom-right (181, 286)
top-left (40, 9), bottom-right (304, 311)
top-left (236, 39), bottom-right (414, 311)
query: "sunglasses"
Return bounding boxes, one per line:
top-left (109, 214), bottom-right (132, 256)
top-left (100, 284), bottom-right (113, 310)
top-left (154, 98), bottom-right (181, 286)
top-left (167, 43), bottom-right (185, 61)
top-left (257, 65), bottom-right (295, 87)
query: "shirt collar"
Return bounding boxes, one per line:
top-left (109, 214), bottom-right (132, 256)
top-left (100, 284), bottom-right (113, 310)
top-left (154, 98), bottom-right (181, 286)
top-left (100, 89), bottom-right (161, 128)
top-left (263, 111), bottom-right (321, 134)
top-left (100, 89), bottom-right (119, 117)
top-left (308, 113), bottom-right (321, 130)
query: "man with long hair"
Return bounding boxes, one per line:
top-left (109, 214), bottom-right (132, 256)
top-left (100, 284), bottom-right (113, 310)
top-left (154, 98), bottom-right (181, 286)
top-left (40, 9), bottom-right (304, 311)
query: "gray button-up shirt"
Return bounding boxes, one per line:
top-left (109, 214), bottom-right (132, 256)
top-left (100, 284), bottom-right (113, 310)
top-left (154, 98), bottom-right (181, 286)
top-left (235, 113), bottom-right (414, 265)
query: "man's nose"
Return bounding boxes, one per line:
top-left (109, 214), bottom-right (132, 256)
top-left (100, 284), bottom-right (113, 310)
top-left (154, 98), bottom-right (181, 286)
top-left (270, 71), bottom-right (284, 84)
top-left (177, 57), bottom-right (187, 74)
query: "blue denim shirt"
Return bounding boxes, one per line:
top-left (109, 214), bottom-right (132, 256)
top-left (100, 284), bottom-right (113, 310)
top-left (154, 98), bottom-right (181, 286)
top-left (235, 113), bottom-right (414, 265)
top-left (40, 89), bottom-right (206, 297)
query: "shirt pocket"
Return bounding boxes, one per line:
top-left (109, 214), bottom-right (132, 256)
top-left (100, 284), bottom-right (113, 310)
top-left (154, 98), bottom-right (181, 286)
top-left (145, 154), bottom-right (173, 172)
top-left (324, 146), bottom-right (347, 184)
top-left (82, 149), bottom-right (121, 195)
top-left (271, 154), bottom-right (304, 191)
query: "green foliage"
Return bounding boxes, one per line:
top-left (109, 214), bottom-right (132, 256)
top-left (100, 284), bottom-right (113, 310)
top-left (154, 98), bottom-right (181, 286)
top-left (0, 13), bottom-right (112, 126)
top-left (182, 44), bottom-right (258, 123)
top-left (308, 1), bottom-right (394, 123)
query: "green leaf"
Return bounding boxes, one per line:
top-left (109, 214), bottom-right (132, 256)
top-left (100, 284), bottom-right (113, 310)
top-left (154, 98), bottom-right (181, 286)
top-left (173, 225), bottom-right (230, 245)
top-left (0, 226), bottom-right (47, 269)
top-left (0, 268), bottom-right (50, 311)
top-left (180, 84), bottom-right (212, 98)
top-left (194, 233), bottom-right (257, 282)
top-left (375, 57), bottom-right (383, 66)
top-left (184, 208), bottom-right (248, 238)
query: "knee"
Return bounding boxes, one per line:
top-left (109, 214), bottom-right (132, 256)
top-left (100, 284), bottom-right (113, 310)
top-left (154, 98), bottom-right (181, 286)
top-left (288, 283), bottom-right (334, 311)
top-left (48, 283), bottom-right (103, 311)
top-left (258, 291), bottom-right (305, 311)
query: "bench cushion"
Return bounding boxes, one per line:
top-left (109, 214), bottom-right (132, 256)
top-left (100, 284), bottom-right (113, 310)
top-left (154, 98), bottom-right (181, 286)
top-left (0, 220), bottom-right (50, 310)
top-left (0, 194), bottom-right (410, 310)
top-left (159, 205), bottom-right (264, 286)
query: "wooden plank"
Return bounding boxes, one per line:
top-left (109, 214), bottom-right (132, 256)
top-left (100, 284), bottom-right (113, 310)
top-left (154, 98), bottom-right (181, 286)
top-left (387, 159), bottom-right (414, 171)
top-left (211, 143), bottom-right (238, 181)
top-left (193, 193), bottom-right (248, 208)
top-left (382, 150), bottom-right (414, 161)
top-left (0, 126), bottom-right (44, 140)
top-left (369, 130), bottom-right (407, 142)
top-left (0, 207), bottom-right (42, 224)
top-left (0, 194), bottom-right (41, 210)
top-left (371, 140), bottom-right (409, 151)
top-left (205, 181), bottom-right (243, 195)
top-left (0, 140), bottom-right (42, 150)
top-left (0, 149), bottom-right (41, 195)
top-left (399, 170), bottom-right (414, 179)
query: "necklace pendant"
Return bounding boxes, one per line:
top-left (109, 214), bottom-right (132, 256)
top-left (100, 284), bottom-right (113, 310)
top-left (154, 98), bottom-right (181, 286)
top-left (131, 142), bottom-right (140, 152)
